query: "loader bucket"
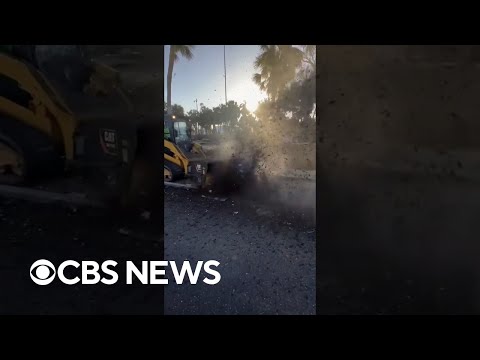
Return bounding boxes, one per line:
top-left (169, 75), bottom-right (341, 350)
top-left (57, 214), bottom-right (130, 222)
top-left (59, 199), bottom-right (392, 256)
top-left (204, 157), bottom-right (257, 194)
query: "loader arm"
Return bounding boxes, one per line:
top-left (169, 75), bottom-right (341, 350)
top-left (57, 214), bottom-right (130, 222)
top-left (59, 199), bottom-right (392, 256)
top-left (164, 139), bottom-right (189, 174)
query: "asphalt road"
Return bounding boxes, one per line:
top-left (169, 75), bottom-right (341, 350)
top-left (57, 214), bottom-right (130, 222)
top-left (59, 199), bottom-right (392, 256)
top-left (317, 164), bottom-right (480, 314)
top-left (164, 187), bottom-right (316, 315)
top-left (4, 164), bottom-right (477, 315)
top-left (0, 198), bottom-right (164, 314)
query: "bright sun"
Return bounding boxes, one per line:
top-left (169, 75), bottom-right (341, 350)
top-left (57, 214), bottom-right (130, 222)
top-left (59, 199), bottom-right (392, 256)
top-left (229, 79), bottom-right (267, 113)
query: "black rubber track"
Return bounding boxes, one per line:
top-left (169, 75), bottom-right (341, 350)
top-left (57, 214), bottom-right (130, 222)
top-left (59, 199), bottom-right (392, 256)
top-left (164, 159), bottom-right (184, 182)
top-left (0, 115), bottom-right (63, 183)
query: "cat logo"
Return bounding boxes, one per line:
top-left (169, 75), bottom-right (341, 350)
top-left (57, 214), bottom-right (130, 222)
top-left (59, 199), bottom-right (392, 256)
top-left (100, 129), bottom-right (117, 155)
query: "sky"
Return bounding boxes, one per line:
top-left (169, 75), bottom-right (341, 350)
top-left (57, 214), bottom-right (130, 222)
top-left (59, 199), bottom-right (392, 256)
top-left (164, 45), bottom-right (267, 113)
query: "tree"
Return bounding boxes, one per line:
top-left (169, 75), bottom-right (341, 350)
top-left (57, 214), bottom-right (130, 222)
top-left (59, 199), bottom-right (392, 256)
top-left (252, 45), bottom-right (304, 101)
top-left (213, 101), bottom-right (241, 130)
top-left (252, 45), bottom-right (316, 141)
top-left (171, 104), bottom-right (185, 118)
top-left (196, 104), bottom-right (215, 133)
top-left (296, 45), bottom-right (316, 82)
top-left (166, 45), bottom-right (195, 115)
top-left (238, 102), bottom-right (257, 132)
top-left (301, 45), bottom-right (316, 68)
top-left (277, 71), bottom-right (316, 124)
top-left (186, 102), bottom-right (248, 134)
top-left (254, 100), bottom-right (276, 123)
top-left (165, 103), bottom-right (186, 118)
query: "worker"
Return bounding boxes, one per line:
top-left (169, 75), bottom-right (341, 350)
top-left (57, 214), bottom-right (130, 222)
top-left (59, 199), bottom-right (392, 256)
top-left (164, 125), bottom-right (171, 141)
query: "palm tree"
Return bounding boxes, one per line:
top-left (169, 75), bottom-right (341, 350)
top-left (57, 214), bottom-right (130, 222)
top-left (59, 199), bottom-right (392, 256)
top-left (166, 45), bottom-right (195, 115)
top-left (302, 45), bottom-right (316, 67)
top-left (252, 45), bottom-right (304, 101)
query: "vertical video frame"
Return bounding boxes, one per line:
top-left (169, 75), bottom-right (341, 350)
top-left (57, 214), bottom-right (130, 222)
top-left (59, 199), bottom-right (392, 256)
top-left (163, 45), bottom-right (316, 315)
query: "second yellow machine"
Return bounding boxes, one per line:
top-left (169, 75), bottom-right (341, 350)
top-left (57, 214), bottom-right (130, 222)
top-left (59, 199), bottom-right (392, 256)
top-left (163, 114), bottom-right (210, 189)
top-left (0, 45), bottom-right (163, 206)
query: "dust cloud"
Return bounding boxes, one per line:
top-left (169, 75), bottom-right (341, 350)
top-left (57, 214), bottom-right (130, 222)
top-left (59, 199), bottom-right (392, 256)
top-left (205, 112), bottom-right (316, 224)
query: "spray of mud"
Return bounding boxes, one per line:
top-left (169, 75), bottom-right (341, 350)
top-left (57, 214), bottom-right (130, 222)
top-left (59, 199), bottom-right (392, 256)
top-left (203, 116), bottom-right (316, 225)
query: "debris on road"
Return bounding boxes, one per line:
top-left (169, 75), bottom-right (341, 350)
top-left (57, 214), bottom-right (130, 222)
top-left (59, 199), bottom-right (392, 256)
top-left (201, 194), bottom-right (228, 202)
top-left (256, 207), bottom-right (274, 217)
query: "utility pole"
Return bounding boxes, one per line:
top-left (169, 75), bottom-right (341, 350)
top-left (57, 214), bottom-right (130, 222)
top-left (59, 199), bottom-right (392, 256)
top-left (224, 45), bottom-right (227, 105)
top-left (194, 99), bottom-right (199, 135)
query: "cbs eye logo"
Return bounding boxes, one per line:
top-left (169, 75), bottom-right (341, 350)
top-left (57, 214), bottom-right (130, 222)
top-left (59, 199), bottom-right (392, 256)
top-left (30, 259), bottom-right (56, 285)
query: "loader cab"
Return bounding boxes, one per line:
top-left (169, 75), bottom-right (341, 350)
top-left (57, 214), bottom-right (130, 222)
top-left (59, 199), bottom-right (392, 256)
top-left (164, 114), bottom-right (193, 152)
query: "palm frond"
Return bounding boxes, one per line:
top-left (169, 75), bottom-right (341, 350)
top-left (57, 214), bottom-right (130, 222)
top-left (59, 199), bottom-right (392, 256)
top-left (252, 73), bottom-right (262, 86)
top-left (171, 45), bottom-right (195, 62)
